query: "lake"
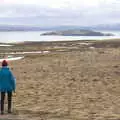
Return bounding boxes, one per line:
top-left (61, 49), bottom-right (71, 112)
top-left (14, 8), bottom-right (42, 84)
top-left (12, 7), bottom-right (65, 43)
top-left (0, 31), bottom-right (120, 43)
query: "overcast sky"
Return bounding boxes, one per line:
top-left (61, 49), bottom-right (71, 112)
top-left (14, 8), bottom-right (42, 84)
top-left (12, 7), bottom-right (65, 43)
top-left (0, 0), bottom-right (119, 26)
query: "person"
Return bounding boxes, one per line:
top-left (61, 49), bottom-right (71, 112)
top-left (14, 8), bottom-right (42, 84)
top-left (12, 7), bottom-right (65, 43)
top-left (0, 60), bottom-right (16, 114)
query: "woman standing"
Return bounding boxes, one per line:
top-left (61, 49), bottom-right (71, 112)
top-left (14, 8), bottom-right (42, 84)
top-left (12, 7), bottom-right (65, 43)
top-left (0, 60), bottom-right (16, 114)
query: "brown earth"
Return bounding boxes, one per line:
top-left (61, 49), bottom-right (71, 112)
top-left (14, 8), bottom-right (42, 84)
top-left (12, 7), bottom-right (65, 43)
top-left (1, 40), bottom-right (120, 120)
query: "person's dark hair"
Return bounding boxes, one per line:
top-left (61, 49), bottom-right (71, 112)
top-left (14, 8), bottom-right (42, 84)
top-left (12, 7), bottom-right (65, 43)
top-left (2, 60), bottom-right (8, 67)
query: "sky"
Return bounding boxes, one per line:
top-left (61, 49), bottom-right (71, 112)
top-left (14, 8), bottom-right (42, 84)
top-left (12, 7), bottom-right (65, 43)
top-left (0, 0), bottom-right (120, 26)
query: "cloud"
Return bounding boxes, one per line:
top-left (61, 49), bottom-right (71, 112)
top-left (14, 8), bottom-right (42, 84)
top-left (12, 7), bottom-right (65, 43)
top-left (0, 0), bottom-right (120, 26)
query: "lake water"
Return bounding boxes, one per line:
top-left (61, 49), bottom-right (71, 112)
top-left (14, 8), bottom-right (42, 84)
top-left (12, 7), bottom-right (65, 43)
top-left (0, 30), bottom-right (120, 43)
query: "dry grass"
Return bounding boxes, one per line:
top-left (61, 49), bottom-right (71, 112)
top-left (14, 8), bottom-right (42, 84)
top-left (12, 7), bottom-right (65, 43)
top-left (2, 40), bottom-right (120, 120)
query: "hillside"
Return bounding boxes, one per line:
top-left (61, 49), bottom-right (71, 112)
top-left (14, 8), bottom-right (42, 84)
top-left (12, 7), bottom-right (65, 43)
top-left (0, 40), bottom-right (119, 120)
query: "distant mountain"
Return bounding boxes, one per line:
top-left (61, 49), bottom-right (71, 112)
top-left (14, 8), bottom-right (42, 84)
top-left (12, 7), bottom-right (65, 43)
top-left (0, 25), bottom-right (83, 31)
top-left (0, 24), bottom-right (120, 31)
top-left (53, 24), bottom-right (120, 31)
top-left (41, 29), bottom-right (114, 36)
top-left (90, 24), bottom-right (120, 30)
top-left (0, 25), bottom-right (44, 31)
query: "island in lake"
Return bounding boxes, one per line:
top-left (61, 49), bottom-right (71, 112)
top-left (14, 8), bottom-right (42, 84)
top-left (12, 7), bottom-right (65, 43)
top-left (41, 29), bottom-right (114, 36)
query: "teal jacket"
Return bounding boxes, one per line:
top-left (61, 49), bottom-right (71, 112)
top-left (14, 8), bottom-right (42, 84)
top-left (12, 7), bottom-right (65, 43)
top-left (0, 67), bottom-right (16, 92)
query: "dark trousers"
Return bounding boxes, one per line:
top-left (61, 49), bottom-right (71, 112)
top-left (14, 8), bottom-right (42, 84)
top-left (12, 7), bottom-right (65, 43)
top-left (1, 92), bottom-right (12, 113)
